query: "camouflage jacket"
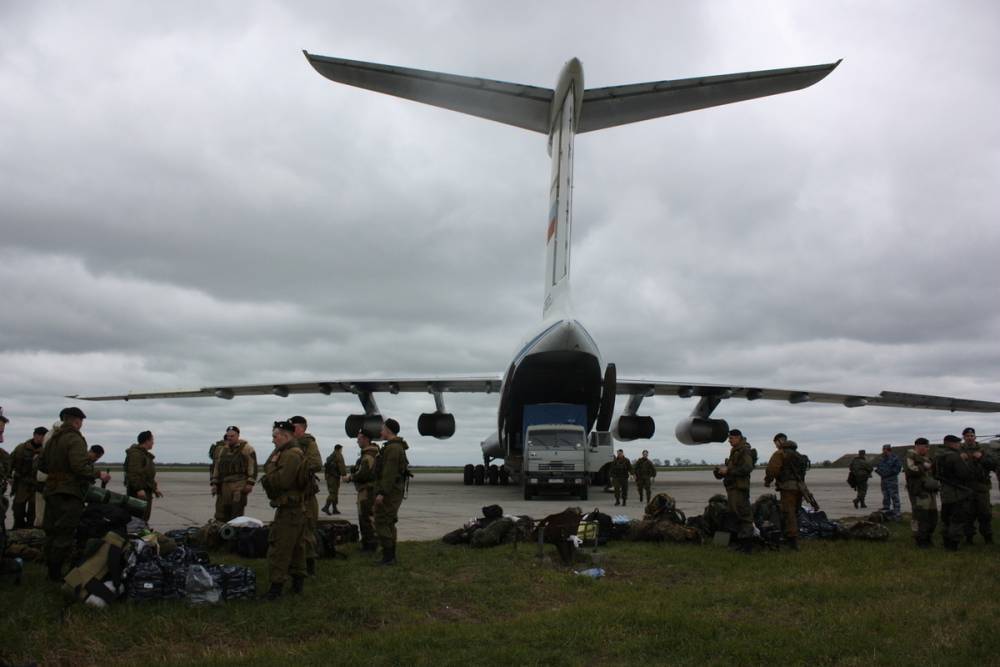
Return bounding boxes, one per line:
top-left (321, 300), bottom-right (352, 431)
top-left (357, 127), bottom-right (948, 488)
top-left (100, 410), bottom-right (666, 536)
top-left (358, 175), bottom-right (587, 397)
top-left (966, 449), bottom-right (997, 493)
top-left (875, 453), bottom-right (902, 479)
top-left (40, 424), bottom-right (94, 499)
top-left (609, 457), bottom-right (633, 480)
top-left (904, 450), bottom-right (938, 500)
top-left (0, 447), bottom-right (10, 485)
top-left (124, 444), bottom-right (157, 494)
top-left (935, 448), bottom-right (975, 504)
top-left (10, 439), bottom-right (42, 483)
top-left (211, 440), bottom-right (257, 486)
top-left (723, 443), bottom-right (754, 490)
top-left (261, 441), bottom-right (307, 508)
top-left (352, 445), bottom-right (380, 493)
top-left (849, 456), bottom-right (873, 480)
top-left (325, 449), bottom-right (347, 479)
top-left (633, 457), bottom-right (656, 480)
top-left (375, 437), bottom-right (409, 497)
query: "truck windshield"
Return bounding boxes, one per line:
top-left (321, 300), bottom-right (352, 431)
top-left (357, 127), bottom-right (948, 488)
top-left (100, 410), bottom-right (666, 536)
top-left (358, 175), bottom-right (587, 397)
top-left (528, 429), bottom-right (583, 449)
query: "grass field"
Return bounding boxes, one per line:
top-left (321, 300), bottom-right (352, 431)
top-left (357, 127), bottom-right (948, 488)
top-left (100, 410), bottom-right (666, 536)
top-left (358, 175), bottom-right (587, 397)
top-left (2, 515), bottom-right (999, 666)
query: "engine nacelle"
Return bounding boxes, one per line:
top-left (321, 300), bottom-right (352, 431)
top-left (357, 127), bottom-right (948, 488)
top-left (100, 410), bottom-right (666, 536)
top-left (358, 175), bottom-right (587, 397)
top-left (417, 412), bottom-right (455, 439)
top-left (480, 431), bottom-right (503, 458)
top-left (674, 416), bottom-right (730, 444)
top-left (344, 414), bottom-right (384, 439)
top-left (612, 415), bottom-right (655, 441)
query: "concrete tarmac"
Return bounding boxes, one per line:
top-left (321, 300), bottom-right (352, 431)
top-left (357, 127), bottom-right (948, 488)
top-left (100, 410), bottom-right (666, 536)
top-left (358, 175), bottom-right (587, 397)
top-left (19, 468), bottom-right (994, 540)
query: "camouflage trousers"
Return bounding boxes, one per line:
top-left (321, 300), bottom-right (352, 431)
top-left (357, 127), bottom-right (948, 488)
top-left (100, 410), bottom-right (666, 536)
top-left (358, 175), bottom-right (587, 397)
top-left (42, 493), bottom-right (83, 569)
top-left (940, 498), bottom-right (973, 548)
top-left (303, 493), bottom-right (319, 558)
top-left (267, 504), bottom-right (306, 585)
top-left (12, 481), bottom-right (37, 529)
top-left (880, 477), bottom-right (901, 515)
top-left (726, 487), bottom-right (754, 539)
top-left (213, 480), bottom-right (248, 523)
top-left (374, 490), bottom-right (404, 550)
top-left (853, 479), bottom-right (868, 506)
top-left (612, 477), bottom-right (629, 503)
top-left (907, 490), bottom-right (938, 545)
top-left (325, 476), bottom-right (341, 508)
top-left (965, 491), bottom-right (992, 540)
top-left (356, 486), bottom-right (376, 548)
top-left (635, 478), bottom-right (652, 503)
top-left (779, 489), bottom-right (803, 538)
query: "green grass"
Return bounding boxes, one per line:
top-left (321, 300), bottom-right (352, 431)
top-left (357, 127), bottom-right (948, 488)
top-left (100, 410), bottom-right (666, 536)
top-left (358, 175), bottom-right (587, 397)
top-left (2, 516), bottom-right (999, 666)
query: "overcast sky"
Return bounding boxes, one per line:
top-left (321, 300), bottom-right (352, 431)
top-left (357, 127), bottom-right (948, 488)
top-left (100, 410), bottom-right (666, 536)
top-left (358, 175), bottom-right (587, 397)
top-left (2, 1), bottom-right (999, 466)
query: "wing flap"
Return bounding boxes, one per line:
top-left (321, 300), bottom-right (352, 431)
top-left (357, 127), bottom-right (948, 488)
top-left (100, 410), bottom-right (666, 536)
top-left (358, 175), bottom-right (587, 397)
top-left (304, 52), bottom-right (553, 133)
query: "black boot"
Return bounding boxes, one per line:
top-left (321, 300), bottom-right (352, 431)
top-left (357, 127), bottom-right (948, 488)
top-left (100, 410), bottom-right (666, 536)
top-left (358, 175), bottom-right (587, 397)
top-left (376, 546), bottom-right (396, 566)
top-left (291, 575), bottom-right (305, 595)
top-left (614, 499), bottom-right (620, 506)
top-left (321, 501), bottom-right (332, 516)
top-left (360, 542), bottom-right (377, 553)
top-left (787, 537), bottom-right (799, 551)
top-left (306, 558), bottom-right (316, 576)
top-left (860, 502), bottom-right (867, 508)
top-left (46, 561), bottom-right (63, 582)
top-left (740, 538), bottom-right (753, 555)
top-left (852, 499), bottom-right (859, 509)
top-left (331, 505), bottom-right (340, 515)
top-left (262, 583), bottom-right (283, 600)
top-left (622, 499), bottom-right (627, 507)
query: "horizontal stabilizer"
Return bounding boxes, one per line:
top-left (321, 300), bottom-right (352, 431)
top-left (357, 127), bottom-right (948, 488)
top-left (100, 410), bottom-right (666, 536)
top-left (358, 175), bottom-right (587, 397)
top-left (303, 52), bottom-right (553, 133)
top-left (579, 61), bottom-right (840, 133)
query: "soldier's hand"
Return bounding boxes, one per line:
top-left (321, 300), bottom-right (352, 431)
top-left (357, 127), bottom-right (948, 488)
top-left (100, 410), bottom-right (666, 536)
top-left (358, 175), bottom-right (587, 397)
top-left (210, 484), bottom-right (218, 496)
top-left (137, 490), bottom-right (147, 500)
top-left (375, 493), bottom-right (384, 506)
top-left (154, 489), bottom-right (164, 498)
top-left (98, 471), bottom-right (111, 483)
top-left (242, 484), bottom-right (253, 495)
top-left (718, 466), bottom-right (728, 476)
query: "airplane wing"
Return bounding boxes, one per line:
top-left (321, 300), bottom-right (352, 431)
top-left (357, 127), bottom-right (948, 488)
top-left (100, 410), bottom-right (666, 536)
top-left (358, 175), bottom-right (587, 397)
top-left (68, 375), bottom-right (503, 401)
top-left (615, 378), bottom-right (1000, 413)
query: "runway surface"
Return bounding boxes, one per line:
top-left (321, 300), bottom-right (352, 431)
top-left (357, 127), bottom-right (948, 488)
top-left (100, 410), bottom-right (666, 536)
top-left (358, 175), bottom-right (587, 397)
top-left (15, 467), bottom-right (995, 540)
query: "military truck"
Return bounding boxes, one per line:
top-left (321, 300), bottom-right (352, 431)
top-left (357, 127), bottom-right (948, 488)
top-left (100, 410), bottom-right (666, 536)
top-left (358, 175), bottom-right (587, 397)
top-left (520, 403), bottom-right (612, 501)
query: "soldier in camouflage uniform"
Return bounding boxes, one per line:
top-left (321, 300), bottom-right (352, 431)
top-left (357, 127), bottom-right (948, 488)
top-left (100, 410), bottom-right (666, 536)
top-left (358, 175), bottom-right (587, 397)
top-left (10, 426), bottom-right (47, 529)
top-left (260, 420), bottom-right (309, 599)
top-left (40, 407), bottom-right (109, 581)
top-left (715, 428), bottom-right (755, 553)
top-left (609, 449), bottom-right (633, 506)
top-left (290, 415), bottom-right (323, 576)
top-left (0, 408), bottom-right (11, 523)
top-left (322, 443), bottom-right (347, 515)
top-left (936, 434), bottom-right (976, 551)
top-left (904, 437), bottom-right (939, 548)
top-left (348, 431), bottom-right (380, 552)
top-left (961, 427), bottom-right (995, 545)
top-left (125, 430), bottom-right (161, 523)
top-left (633, 449), bottom-right (656, 504)
top-left (848, 450), bottom-right (874, 509)
top-left (374, 418), bottom-right (410, 566)
top-left (763, 433), bottom-right (807, 550)
top-left (875, 444), bottom-right (902, 519)
top-left (210, 425), bottom-right (257, 523)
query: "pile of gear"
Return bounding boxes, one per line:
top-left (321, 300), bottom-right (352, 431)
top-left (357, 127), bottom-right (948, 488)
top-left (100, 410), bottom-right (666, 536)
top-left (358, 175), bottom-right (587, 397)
top-left (628, 493), bottom-right (702, 543)
top-left (176, 516), bottom-right (359, 560)
top-left (441, 505), bottom-right (535, 548)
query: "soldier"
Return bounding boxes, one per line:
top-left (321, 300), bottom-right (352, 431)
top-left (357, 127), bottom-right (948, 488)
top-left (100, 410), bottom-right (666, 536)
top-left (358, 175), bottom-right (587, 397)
top-left (935, 434), bottom-right (976, 551)
top-left (322, 443), bottom-right (347, 515)
top-left (962, 427), bottom-right (995, 545)
top-left (633, 449), bottom-right (656, 504)
top-left (40, 407), bottom-right (109, 581)
top-left (714, 428), bottom-right (755, 553)
top-left (289, 415), bottom-right (323, 575)
top-left (260, 420), bottom-right (309, 599)
top-left (10, 426), bottom-right (47, 529)
top-left (763, 433), bottom-right (808, 550)
top-left (210, 425), bottom-right (257, 523)
top-left (609, 449), bottom-right (633, 506)
top-left (904, 437), bottom-right (939, 548)
top-left (874, 444), bottom-right (902, 519)
top-left (373, 418), bottom-right (410, 566)
top-left (0, 407), bottom-right (11, 502)
top-left (348, 430), bottom-right (380, 552)
top-left (848, 449), bottom-right (874, 509)
top-left (125, 431), bottom-right (161, 523)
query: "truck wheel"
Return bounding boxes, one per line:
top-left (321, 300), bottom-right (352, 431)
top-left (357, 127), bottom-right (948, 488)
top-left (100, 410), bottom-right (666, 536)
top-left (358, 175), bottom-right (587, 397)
top-left (487, 464), bottom-right (500, 486)
top-left (463, 464), bottom-right (475, 486)
top-left (499, 467), bottom-right (510, 485)
top-left (579, 485), bottom-right (589, 501)
top-left (523, 483), bottom-right (533, 501)
top-left (473, 464), bottom-right (486, 485)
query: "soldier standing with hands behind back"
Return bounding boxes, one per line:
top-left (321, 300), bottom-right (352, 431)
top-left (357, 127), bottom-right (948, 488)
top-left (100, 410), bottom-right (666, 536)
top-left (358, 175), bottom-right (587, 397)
top-left (260, 420), bottom-right (309, 600)
top-left (290, 416), bottom-right (323, 576)
top-left (349, 431), bottom-right (380, 552)
top-left (374, 418), bottom-right (409, 566)
top-left (904, 437), bottom-right (939, 548)
top-left (125, 430), bottom-right (161, 523)
top-left (323, 444), bottom-right (347, 515)
top-left (10, 426), bottom-right (47, 529)
top-left (210, 426), bottom-right (257, 523)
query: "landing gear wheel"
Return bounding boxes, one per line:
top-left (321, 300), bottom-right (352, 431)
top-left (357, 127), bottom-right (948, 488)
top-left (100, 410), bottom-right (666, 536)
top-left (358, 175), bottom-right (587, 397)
top-left (487, 464), bottom-right (500, 486)
top-left (463, 464), bottom-right (474, 486)
top-left (473, 464), bottom-right (486, 486)
top-left (499, 467), bottom-right (510, 486)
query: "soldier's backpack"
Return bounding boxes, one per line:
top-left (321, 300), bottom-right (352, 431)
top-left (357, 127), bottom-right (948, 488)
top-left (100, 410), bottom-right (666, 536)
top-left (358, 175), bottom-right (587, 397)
top-left (471, 517), bottom-right (514, 548)
top-left (752, 494), bottom-right (783, 547)
top-left (628, 518), bottom-right (701, 543)
top-left (796, 508), bottom-right (841, 539)
top-left (77, 504), bottom-right (132, 543)
top-left (482, 504), bottom-right (504, 520)
top-left (534, 507), bottom-right (582, 564)
top-left (785, 449), bottom-right (809, 480)
top-left (844, 520), bottom-right (890, 541)
top-left (322, 519), bottom-right (359, 545)
top-left (127, 560), bottom-right (171, 604)
top-left (63, 531), bottom-right (129, 607)
top-left (644, 493), bottom-right (686, 525)
top-left (581, 510), bottom-right (613, 545)
top-left (702, 494), bottom-right (732, 534)
top-left (206, 564), bottom-right (257, 600)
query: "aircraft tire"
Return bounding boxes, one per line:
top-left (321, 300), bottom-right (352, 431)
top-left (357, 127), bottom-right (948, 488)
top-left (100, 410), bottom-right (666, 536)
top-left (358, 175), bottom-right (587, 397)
top-left (499, 467), bottom-right (510, 485)
top-left (473, 464), bottom-right (486, 486)
top-left (463, 464), bottom-right (475, 486)
top-left (487, 464), bottom-right (500, 485)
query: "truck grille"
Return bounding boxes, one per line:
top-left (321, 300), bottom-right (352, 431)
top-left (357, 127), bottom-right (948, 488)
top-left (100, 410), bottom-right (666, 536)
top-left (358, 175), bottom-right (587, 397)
top-left (538, 463), bottom-right (577, 472)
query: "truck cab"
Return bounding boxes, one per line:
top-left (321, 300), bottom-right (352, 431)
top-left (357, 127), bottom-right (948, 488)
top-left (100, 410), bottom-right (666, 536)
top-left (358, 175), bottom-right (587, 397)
top-left (521, 403), bottom-right (610, 500)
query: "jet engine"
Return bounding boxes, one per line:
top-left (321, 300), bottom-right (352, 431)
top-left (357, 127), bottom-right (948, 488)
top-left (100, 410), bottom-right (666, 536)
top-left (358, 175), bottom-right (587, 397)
top-left (674, 416), bottom-right (729, 445)
top-left (417, 412), bottom-right (456, 439)
top-left (612, 415), bottom-right (655, 441)
top-left (344, 414), bottom-right (384, 439)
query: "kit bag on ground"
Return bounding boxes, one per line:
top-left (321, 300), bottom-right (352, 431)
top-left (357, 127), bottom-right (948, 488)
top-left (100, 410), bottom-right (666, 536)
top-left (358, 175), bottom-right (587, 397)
top-left (581, 510), bottom-right (613, 545)
top-left (63, 531), bottom-right (129, 607)
top-left (322, 519), bottom-right (360, 545)
top-left (234, 526), bottom-right (270, 559)
top-left (77, 504), bottom-right (132, 543)
top-left (796, 508), bottom-right (841, 539)
top-left (207, 564), bottom-right (257, 600)
top-left (752, 494), bottom-right (784, 546)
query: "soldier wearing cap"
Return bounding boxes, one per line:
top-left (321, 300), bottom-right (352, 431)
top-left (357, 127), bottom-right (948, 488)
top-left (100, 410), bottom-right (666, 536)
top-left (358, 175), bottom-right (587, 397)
top-left (260, 420), bottom-right (309, 599)
top-left (633, 449), bottom-right (656, 504)
top-left (374, 418), bottom-right (410, 566)
top-left (714, 428), bottom-right (754, 553)
top-left (609, 449), bottom-right (633, 506)
top-left (323, 443), bottom-right (347, 515)
top-left (904, 437), bottom-right (939, 548)
top-left (210, 426), bottom-right (258, 523)
top-left (935, 434), bottom-right (976, 551)
top-left (9, 426), bottom-right (47, 529)
top-left (848, 449), bottom-right (874, 509)
top-left (125, 430), bottom-right (162, 523)
top-left (290, 415), bottom-right (323, 575)
top-left (39, 407), bottom-right (105, 580)
top-left (0, 408), bottom-right (11, 505)
top-left (764, 433), bottom-right (808, 550)
top-left (348, 430), bottom-right (380, 552)
top-left (961, 427), bottom-right (995, 545)
top-left (875, 444), bottom-right (902, 519)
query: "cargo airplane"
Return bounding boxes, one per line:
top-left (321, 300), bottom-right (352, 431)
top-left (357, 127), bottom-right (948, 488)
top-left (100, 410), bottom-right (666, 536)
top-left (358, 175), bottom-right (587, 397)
top-left (74, 52), bottom-right (1000, 488)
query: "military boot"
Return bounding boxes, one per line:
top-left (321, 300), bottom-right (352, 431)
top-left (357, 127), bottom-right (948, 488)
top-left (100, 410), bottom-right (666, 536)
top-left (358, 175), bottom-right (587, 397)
top-left (860, 502), bottom-right (867, 508)
top-left (360, 542), bottom-right (378, 554)
top-left (740, 538), bottom-right (753, 555)
top-left (262, 583), bottom-right (283, 600)
top-left (852, 499), bottom-right (859, 509)
top-left (291, 575), bottom-right (305, 595)
top-left (321, 500), bottom-right (332, 516)
top-left (331, 505), bottom-right (340, 515)
top-left (306, 558), bottom-right (316, 576)
top-left (622, 498), bottom-right (627, 507)
top-left (376, 546), bottom-right (397, 566)
top-left (786, 537), bottom-right (799, 551)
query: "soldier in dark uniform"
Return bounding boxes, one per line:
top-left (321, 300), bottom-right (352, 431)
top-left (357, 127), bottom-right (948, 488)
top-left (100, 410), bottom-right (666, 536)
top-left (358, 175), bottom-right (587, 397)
top-left (763, 433), bottom-right (806, 550)
top-left (40, 407), bottom-right (109, 581)
top-left (0, 408), bottom-right (12, 520)
top-left (633, 449), bottom-right (656, 504)
top-left (260, 420), bottom-right (309, 599)
top-left (875, 444), bottom-right (902, 519)
top-left (290, 416), bottom-right (323, 575)
top-left (935, 434), bottom-right (976, 551)
top-left (715, 428), bottom-right (755, 553)
top-left (348, 431), bottom-right (379, 552)
top-left (10, 426), bottom-right (47, 529)
top-left (904, 437), bottom-right (939, 548)
top-left (210, 425), bottom-right (257, 523)
top-left (609, 449), bottom-right (633, 506)
top-left (374, 418), bottom-right (409, 566)
top-left (848, 449), bottom-right (874, 509)
top-left (962, 427), bottom-right (995, 545)
top-left (125, 430), bottom-right (161, 523)
top-left (323, 444), bottom-right (348, 515)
